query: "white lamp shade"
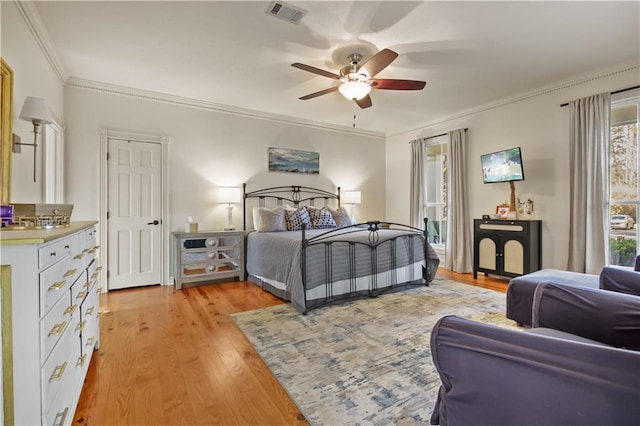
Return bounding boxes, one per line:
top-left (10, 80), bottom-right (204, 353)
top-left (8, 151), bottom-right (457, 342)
top-left (338, 81), bottom-right (371, 100)
top-left (19, 96), bottom-right (53, 124)
top-left (342, 190), bottom-right (361, 205)
top-left (218, 187), bottom-right (242, 204)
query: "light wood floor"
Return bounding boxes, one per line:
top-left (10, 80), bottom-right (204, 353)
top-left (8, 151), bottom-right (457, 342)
top-left (73, 270), bottom-right (508, 425)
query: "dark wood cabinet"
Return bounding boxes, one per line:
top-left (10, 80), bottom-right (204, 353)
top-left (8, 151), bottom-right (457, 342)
top-left (473, 219), bottom-right (541, 279)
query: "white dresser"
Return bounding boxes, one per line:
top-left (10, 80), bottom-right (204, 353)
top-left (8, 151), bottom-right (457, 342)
top-left (0, 221), bottom-right (100, 426)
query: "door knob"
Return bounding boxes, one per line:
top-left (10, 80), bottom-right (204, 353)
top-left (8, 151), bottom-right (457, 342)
top-left (147, 220), bottom-right (160, 225)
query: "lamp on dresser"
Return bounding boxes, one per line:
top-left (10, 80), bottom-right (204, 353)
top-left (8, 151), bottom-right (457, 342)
top-left (342, 190), bottom-right (361, 223)
top-left (218, 186), bottom-right (242, 230)
top-left (14, 96), bottom-right (52, 182)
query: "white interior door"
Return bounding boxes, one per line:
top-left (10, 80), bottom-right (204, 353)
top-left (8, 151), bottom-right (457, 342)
top-left (107, 138), bottom-right (162, 289)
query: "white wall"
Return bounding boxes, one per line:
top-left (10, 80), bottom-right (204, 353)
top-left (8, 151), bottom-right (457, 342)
top-left (386, 65), bottom-right (640, 270)
top-left (1, 1), bottom-right (64, 203)
top-left (64, 88), bottom-right (386, 232)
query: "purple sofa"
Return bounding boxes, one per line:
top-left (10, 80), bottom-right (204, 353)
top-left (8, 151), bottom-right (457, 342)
top-left (430, 283), bottom-right (640, 426)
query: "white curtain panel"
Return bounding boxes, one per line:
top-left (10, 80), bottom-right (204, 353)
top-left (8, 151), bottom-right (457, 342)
top-left (445, 129), bottom-right (473, 273)
top-left (410, 139), bottom-right (426, 229)
top-left (567, 92), bottom-right (611, 274)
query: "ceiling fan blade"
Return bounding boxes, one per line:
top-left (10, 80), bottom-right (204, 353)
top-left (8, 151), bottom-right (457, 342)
top-left (357, 48), bottom-right (398, 78)
top-left (369, 79), bottom-right (426, 90)
top-left (292, 63), bottom-right (341, 80)
top-left (356, 94), bottom-right (372, 109)
top-left (299, 86), bottom-right (340, 100)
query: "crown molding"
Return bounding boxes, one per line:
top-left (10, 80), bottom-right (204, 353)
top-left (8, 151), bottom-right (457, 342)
top-left (14, 0), bottom-right (67, 85)
top-left (67, 78), bottom-right (385, 139)
top-left (389, 61), bottom-right (640, 138)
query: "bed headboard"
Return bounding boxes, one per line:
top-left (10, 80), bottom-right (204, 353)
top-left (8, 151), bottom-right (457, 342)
top-left (243, 183), bottom-right (340, 230)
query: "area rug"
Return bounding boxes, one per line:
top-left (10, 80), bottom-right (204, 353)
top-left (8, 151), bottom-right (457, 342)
top-left (232, 279), bottom-right (520, 425)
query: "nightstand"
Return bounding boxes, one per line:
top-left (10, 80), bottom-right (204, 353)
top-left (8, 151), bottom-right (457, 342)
top-left (173, 230), bottom-right (245, 289)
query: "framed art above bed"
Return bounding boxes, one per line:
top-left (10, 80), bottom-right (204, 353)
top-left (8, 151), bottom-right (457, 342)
top-left (242, 184), bottom-right (440, 313)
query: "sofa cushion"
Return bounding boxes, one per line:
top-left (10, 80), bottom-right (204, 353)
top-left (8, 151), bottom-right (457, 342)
top-left (599, 266), bottom-right (640, 296)
top-left (506, 269), bottom-right (599, 326)
top-left (532, 283), bottom-right (640, 350)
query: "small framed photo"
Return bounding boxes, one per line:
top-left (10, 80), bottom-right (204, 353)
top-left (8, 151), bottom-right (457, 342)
top-left (496, 205), bottom-right (510, 219)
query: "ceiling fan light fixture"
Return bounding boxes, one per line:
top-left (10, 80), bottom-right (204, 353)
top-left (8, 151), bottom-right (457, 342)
top-left (339, 81), bottom-right (371, 100)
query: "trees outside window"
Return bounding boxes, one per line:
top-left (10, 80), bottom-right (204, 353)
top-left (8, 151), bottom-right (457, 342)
top-left (609, 99), bottom-right (639, 267)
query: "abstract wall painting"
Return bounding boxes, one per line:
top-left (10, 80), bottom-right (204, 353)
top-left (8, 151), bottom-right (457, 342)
top-left (268, 147), bottom-right (319, 174)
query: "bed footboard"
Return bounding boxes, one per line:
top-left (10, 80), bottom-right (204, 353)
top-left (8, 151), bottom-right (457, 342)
top-left (299, 218), bottom-right (439, 314)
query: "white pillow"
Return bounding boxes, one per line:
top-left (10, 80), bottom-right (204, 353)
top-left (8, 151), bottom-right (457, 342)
top-left (252, 206), bottom-right (286, 232)
top-left (329, 206), bottom-right (353, 228)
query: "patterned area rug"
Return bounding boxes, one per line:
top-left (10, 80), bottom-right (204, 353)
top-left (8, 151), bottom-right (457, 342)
top-left (232, 279), bottom-right (520, 425)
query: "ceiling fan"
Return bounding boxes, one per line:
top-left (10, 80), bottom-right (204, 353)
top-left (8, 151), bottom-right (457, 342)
top-left (291, 48), bottom-right (426, 109)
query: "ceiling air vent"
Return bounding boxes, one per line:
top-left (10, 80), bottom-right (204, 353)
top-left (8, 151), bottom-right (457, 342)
top-left (266, 1), bottom-right (307, 24)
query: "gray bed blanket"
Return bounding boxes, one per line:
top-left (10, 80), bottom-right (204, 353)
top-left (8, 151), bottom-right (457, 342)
top-left (247, 227), bottom-right (426, 312)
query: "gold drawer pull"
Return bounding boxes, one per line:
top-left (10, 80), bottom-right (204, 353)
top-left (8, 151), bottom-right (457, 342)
top-left (63, 304), bottom-right (78, 316)
top-left (86, 336), bottom-right (96, 347)
top-left (76, 290), bottom-right (87, 300)
top-left (86, 307), bottom-right (95, 316)
top-left (82, 248), bottom-right (90, 253)
top-left (48, 280), bottom-right (66, 291)
top-left (95, 266), bottom-right (103, 272)
top-left (88, 248), bottom-right (97, 254)
top-left (93, 245), bottom-right (100, 250)
top-left (75, 320), bottom-right (86, 331)
top-left (91, 272), bottom-right (99, 279)
top-left (83, 281), bottom-right (92, 289)
top-left (74, 253), bottom-right (85, 260)
top-left (49, 361), bottom-right (68, 381)
top-left (97, 286), bottom-right (104, 294)
top-left (48, 321), bottom-right (68, 336)
top-left (63, 268), bottom-right (77, 278)
top-left (53, 407), bottom-right (69, 426)
top-left (76, 354), bottom-right (87, 367)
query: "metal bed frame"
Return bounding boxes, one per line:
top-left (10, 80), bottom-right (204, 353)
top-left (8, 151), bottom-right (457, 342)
top-left (242, 184), bottom-right (439, 313)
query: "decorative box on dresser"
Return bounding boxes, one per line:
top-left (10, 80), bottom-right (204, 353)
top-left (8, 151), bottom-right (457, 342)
top-left (473, 218), bottom-right (541, 279)
top-left (0, 221), bottom-right (100, 426)
top-left (173, 230), bottom-right (245, 289)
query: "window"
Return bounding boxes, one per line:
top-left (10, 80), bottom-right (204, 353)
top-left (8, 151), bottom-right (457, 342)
top-left (43, 119), bottom-right (65, 203)
top-left (423, 138), bottom-right (447, 249)
top-left (609, 98), bottom-right (639, 267)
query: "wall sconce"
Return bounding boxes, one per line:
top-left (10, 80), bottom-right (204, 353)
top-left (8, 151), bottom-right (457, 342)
top-left (14, 96), bottom-right (52, 182)
top-left (341, 190), bottom-right (361, 223)
top-left (218, 186), bottom-right (242, 230)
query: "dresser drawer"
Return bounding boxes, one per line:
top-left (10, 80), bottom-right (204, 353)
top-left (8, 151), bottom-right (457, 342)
top-left (41, 317), bottom-right (79, 415)
top-left (39, 237), bottom-right (72, 270)
top-left (40, 291), bottom-right (76, 364)
top-left (40, 256), bottom-right (73, 315)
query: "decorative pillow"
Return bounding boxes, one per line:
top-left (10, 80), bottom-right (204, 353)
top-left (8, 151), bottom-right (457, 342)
top-left (329, 206), bottom-right (353, 228)
top-left (252, 206), bottom-right (286, 232)
top-left (307, 206), bottom-right (337, 229)
top-left (284, 207), bottom-right (313, 231)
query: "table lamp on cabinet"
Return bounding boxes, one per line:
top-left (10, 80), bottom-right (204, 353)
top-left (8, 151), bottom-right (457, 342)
top-left (218, 187), bottom-right (242, 230)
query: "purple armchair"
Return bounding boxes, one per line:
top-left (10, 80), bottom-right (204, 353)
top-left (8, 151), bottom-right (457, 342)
top-left (507, 254), bottom-right (640, 326)
top-left (430, 283), bottom-right (640, 426)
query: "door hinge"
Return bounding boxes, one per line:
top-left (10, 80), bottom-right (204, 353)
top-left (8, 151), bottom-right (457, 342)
top-left (106, 152), bottom-right (110, 161)
top-left (106, 211), bottom-right (110, 220)
top-left (107, 270), bottom-right (110, 279)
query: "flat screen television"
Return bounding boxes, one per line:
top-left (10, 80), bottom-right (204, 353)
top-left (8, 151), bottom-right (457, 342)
top-left (480, 147), bottom-right (525, 184)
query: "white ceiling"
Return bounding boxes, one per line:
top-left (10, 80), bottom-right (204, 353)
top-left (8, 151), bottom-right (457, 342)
top-left (31, 1), bottom-right (640, 135)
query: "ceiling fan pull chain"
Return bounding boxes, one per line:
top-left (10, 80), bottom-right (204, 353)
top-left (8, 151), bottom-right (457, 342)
top-left (352, 100), bottom-right (357, 128)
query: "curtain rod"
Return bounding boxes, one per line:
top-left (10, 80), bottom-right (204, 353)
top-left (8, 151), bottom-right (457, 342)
top-left (560, 85), bottom-right (640, 107)
top-left (409, 128), bottom-right (468, 143)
